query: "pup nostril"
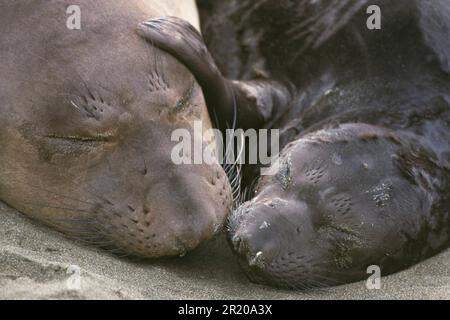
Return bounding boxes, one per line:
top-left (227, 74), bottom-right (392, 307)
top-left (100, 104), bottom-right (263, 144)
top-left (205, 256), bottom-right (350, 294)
top-left (127, 205), bottom-right (135, 212)
top-left (248, 251), bottom-right (265, 268)
top-left (239, 239), bottom-right (250, 257)
top-left (231, 234), bottom-right (240, 249)
top-left (235, 236), bottom-right (266, 269)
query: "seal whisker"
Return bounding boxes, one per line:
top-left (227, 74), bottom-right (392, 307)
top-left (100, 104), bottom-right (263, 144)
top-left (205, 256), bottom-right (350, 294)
top-left (21, 202), bottom-right (93, 215)
top-left (6, 178), bottom-right (97, 207)
top-left (217, 89), bottom-right (243, 207)
top-left (73, 237), bottom-right (116, 246)
top-left (305, 272), bottom-right (345, 288)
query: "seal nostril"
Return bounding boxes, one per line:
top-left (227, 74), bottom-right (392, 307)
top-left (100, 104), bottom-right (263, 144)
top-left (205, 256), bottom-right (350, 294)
top-left (232, 235), bottom-right (242, 252)
top-left (127, 205), bottom-right (135, 212)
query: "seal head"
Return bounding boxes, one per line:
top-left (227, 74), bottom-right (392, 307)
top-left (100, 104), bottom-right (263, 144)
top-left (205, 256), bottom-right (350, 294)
top-left (229, 124), bottom-right (448, 288)
top-left (0, 0), bottom-right (232, 257)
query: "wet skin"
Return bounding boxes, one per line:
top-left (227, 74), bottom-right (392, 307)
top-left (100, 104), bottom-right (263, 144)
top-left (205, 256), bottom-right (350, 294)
top-left (224, 0), bottom-right (450, 288)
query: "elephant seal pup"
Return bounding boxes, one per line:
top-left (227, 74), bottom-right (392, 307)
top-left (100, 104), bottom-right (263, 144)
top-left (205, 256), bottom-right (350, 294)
top-left (0, 0), bottom-right (232, 258)
top-left (141, 0), bottom-right (450, 288)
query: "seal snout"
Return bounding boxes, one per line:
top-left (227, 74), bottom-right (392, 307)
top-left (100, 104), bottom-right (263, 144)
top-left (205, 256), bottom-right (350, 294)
top-left (230, 196), bottom-right (337, 286)
top-left (93, 161), bottom-right (232, 258)
top-left (229, 197), bottom-right (313, 276)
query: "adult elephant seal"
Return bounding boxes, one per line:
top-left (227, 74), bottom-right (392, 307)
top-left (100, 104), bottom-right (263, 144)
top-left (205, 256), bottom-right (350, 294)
top-left (140, 0), bottom-right (450, 288)
top-left (0, 0), bottom-right (233, 258)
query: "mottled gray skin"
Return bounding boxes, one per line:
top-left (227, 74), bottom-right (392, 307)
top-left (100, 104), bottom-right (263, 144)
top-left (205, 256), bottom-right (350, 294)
top-left (0, 0), bottom-right (232, 257)
top-left (178, 0), bottom-right (450, 288)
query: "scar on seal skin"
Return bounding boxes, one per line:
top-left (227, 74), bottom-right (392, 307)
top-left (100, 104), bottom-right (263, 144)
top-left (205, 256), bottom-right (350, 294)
top-left (145, 0), bottom-right (450, 288)
top-left (0, 0), bottom-right (233, 258)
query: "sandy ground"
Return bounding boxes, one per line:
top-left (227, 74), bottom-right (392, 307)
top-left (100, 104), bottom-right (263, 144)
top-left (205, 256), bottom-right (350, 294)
top-left (0, 201), bottom-right (449, 300)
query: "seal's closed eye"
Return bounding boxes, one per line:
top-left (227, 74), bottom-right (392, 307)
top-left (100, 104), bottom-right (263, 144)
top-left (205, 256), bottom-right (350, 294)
top-left (45, 133), bottom-right (113, 143)
top-left (138, 16), bottom-right (292, 130)
top-left (173, 81), bottom-right (195, 112)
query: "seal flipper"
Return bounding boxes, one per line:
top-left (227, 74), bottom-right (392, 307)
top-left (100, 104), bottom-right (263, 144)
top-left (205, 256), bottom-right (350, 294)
top-left (137, 17), bottom-right (291, 129)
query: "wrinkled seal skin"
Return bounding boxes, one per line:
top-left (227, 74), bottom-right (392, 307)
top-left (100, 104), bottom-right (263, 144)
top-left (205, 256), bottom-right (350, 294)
top-left (0, 0), bottom-right (232, 258)
top-left (195, 0), bottom-right (450, 288)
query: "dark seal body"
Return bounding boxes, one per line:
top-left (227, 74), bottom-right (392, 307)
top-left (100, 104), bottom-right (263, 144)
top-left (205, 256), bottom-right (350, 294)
top-left (198, 0), bottom-right (450, 288)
